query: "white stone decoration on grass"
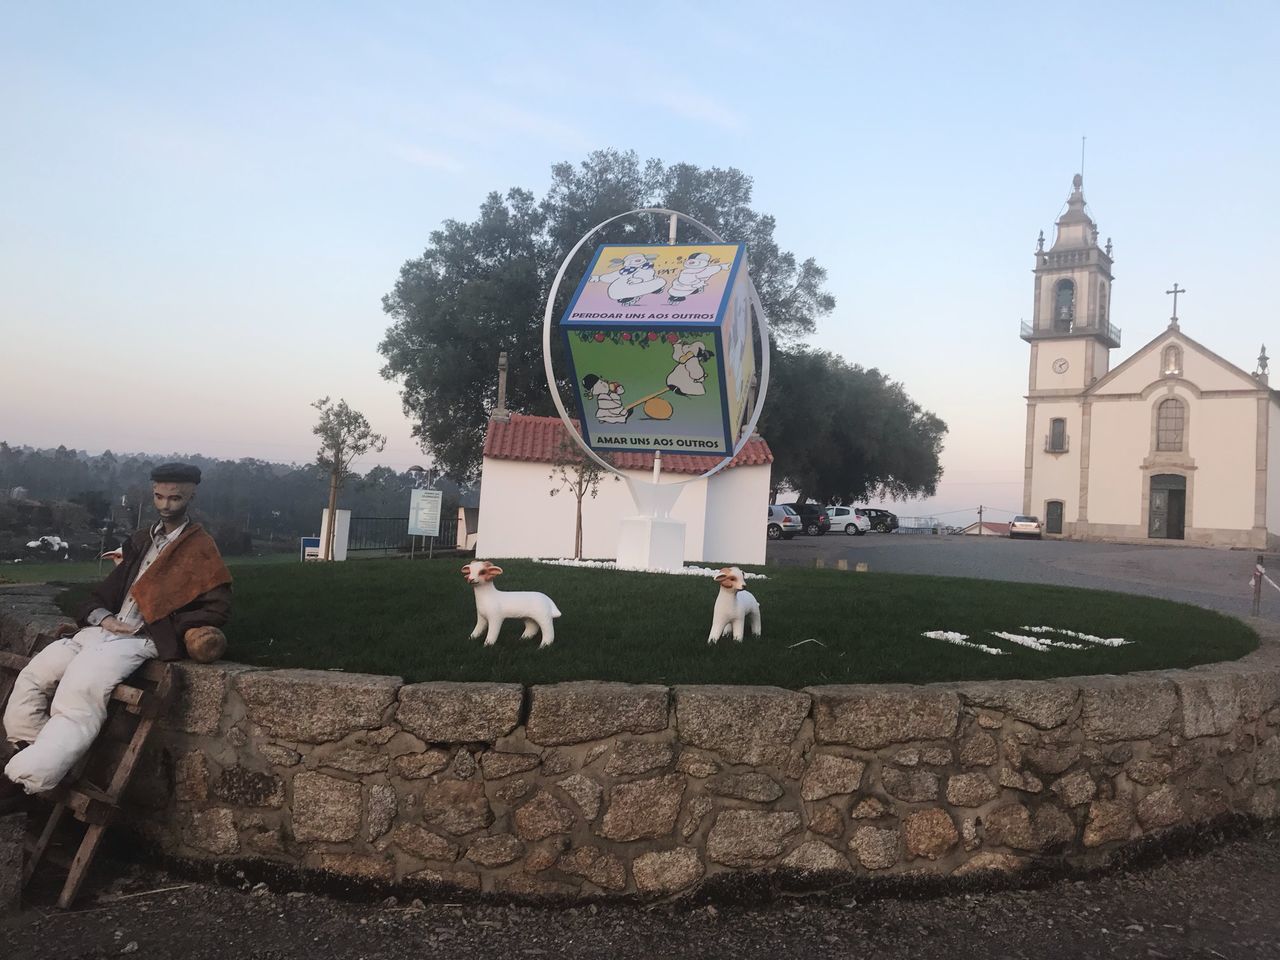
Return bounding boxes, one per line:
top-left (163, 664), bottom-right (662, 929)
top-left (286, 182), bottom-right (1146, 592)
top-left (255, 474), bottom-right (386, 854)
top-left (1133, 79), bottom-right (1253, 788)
top-left (1019, 626), bottom-right (1131, 647)
top-left (989, 631), bottom-right (1087, 651)
top-left (921, 631), bottom-right (1007, 656)
top-left (534, 558), bottom-right (768, 579)
top-left (922, 626), bottom-right (1132, 655)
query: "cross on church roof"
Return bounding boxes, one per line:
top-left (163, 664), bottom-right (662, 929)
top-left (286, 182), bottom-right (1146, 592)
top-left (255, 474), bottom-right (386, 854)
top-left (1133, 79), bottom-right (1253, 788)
top-left (1166, 283), bottom-right (1186, 327)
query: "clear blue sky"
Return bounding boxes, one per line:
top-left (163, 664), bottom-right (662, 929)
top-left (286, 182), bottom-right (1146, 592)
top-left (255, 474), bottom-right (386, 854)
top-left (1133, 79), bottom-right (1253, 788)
top-left (3, 2), bottom-right (1277, 523)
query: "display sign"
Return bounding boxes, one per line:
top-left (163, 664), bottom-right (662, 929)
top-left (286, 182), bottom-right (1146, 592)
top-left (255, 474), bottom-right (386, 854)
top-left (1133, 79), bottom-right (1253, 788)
top-left (408, 488), bottom-right (443, 537)
top-left (559, 243), bottom-right (754, 456)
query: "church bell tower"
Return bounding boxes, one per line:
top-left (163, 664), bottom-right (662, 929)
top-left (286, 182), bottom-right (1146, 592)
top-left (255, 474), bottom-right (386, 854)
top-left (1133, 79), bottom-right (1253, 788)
top-left (1022, 174), bottom-right (1120, 390)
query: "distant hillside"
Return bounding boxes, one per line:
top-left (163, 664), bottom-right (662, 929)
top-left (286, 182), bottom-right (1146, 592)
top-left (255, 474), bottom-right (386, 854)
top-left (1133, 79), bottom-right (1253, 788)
top-left (0, 442), bottom-right (463, 560)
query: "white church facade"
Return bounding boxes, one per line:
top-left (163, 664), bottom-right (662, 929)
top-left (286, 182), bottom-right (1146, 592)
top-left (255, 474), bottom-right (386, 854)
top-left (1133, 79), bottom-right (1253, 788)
top-left (1022, 175), bottom-right (1280, 549)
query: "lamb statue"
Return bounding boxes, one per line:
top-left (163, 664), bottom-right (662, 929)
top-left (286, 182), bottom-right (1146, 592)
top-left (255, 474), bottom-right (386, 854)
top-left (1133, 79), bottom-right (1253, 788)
top-left (462, 560), bottom-right (561, 648)
top-left (707, 566), bottom-right (761, 644)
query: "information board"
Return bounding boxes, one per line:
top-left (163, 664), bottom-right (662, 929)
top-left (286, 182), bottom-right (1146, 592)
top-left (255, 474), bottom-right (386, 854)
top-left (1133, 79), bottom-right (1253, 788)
top-left (408, 489), bottom-right (443, 537)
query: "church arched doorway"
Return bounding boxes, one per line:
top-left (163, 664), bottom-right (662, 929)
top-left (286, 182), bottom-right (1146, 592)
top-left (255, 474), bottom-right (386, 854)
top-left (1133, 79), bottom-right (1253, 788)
top-left (1148, 474), bottom-right (1186, 540)
top-left (1045, 500), bottom-right (1064, 535)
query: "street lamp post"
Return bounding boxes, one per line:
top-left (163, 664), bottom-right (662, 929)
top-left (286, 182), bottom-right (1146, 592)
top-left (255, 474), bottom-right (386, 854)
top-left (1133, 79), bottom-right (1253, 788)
top-left (120, 494), bottom-right (142, 532)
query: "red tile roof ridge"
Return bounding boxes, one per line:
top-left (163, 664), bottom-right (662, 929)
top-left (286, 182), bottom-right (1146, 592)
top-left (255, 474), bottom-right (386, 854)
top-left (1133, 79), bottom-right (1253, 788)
top-left (483, 413), bottom-right (772, 474)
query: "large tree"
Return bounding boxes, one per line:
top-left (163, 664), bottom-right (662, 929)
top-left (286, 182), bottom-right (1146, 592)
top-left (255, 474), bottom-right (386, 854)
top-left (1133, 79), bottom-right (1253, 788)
top-left (761, 347), bottom-right (947, 506)
top-left (379, 150), bottom-right (835, 482)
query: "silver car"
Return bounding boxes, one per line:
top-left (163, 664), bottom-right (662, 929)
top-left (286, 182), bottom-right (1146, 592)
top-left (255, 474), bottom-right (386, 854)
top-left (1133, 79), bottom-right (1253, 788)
top-left (1009, 515), bottom-right (1043, 539)
top-left (767, 504), bottom-right (802, 540)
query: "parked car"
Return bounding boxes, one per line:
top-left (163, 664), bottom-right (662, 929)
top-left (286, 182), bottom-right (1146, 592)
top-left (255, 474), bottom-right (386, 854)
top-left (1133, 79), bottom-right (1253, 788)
top-left (767, 504), bottom-right (802, 540)
top-left (791, 502), bottom-right (832, 536)
top-left (826, 505), bottom-right (871, 536)
top-left (858, 508), bottom-right (899, 533)
top-left (1009, 515), bottom-right (1043, 539)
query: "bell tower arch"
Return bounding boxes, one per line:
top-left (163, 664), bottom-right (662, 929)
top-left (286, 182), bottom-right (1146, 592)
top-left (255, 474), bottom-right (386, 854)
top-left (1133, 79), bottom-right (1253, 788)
top-left (1022, 174), bottom-right (1121, 390)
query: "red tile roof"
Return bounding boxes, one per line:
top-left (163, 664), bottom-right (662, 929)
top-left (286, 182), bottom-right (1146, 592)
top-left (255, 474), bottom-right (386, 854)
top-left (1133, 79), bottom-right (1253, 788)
top-left (483, 414), bottom-right (773, 475)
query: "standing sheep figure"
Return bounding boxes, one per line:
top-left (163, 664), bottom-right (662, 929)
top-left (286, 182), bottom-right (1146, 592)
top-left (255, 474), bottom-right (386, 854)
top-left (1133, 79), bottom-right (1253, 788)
top-left (707, 566), bottom-right (762, 643)
top-left (462, 560), bottom-right (561, 648)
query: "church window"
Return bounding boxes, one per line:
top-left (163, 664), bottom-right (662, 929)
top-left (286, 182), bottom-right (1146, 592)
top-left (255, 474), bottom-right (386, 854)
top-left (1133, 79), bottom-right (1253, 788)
top-left (1053, 280), bottom-right (1075, 332)
top-left (1162, 345), bottom-right (1182, 376)
top-left (1098, 282), bottom-right (1108, 323)
top-left (1048, 418), bottom-right (1067, 452)
top-left (1156, 398), bottom-right (1185, 451)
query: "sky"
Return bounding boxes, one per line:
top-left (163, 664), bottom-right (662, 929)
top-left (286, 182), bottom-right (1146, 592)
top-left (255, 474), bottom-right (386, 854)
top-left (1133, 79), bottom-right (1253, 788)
top-left (3, 2), bottom-right (1278, 525)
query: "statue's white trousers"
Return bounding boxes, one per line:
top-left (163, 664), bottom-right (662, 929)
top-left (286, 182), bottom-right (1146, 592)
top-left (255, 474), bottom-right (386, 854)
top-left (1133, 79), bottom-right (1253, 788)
top-left (3, 627), bottom-right (157, 793)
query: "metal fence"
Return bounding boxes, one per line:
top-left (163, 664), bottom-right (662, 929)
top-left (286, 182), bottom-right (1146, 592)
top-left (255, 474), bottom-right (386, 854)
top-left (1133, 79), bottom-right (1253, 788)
top-left (894, 516), bottom-right (946, 535)
top-left (347, 517), bottom-right (459, 554)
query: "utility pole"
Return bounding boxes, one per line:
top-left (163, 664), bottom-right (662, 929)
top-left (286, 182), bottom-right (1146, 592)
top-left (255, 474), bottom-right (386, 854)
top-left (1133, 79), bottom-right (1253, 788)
top-left (978, 504), bottom-right (984, 535)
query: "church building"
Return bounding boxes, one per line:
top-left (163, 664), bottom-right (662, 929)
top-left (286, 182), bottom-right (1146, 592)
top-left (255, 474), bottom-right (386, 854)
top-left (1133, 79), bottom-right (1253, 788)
top-left (1022, 175), bottom-right (1280, 549)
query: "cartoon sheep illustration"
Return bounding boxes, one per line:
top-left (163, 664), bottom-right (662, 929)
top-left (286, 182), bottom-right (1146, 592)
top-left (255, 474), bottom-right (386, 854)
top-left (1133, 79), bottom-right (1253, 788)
top-left (666, 340), bottom-right (714, 397)
top-left (590, 253), bottom-right (665, 305)
top-left (582, 374), bottom-right (629, 423)
top-left (667, 252), bottom-right (730, 304)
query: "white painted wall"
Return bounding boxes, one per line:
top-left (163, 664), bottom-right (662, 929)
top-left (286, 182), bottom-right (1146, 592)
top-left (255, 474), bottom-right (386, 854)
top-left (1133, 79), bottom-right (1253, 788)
top-left (1269, 403), bottom-right (1280, 539)
top-left (1085, 389), bottom-right (1259, 533)
top-left (1191, 395), bottom-right (1258, 531)
top-left (1092, 345), bottom-right (1164, 396)
top-left (1086, 400), bottom-right (1150, 525)
top-left (1033, 340), bottom-right (1089, 391)
top-left (1090, 340), bottom-right (1112, 381)
top-left (475, 458), bottom-right (769, 564)
top-left (1029, 401), bottom-right (1080, 522)
top-left (702, 461), bottom-right (768, 564)
top-left (1094, 335), bottom-right (1257, 397)
top-left (1180, 345), bottom-right (1257, 392)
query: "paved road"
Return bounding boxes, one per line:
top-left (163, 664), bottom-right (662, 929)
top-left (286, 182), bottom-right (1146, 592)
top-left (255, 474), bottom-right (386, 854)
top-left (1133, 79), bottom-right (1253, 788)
top-left (768, 533), bottom-right (1275, 620)
top-left (5, 824), bottom-right (1280, 959)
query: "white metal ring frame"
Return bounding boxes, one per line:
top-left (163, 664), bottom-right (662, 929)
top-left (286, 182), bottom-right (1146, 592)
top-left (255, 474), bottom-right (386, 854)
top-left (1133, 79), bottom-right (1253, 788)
top-left (540, 207), bottom-right (771, 485)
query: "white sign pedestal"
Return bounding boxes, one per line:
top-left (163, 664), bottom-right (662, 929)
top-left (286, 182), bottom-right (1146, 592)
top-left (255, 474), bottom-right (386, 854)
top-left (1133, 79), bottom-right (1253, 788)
top-left (616, 477), bottom-right (686, 572)
top-left (616, 516), bottom-right (686, 572)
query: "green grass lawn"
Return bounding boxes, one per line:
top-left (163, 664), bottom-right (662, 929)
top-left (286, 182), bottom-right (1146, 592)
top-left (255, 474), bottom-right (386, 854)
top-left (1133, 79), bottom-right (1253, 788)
top-left (58, 558), bottom-right (1256, 688)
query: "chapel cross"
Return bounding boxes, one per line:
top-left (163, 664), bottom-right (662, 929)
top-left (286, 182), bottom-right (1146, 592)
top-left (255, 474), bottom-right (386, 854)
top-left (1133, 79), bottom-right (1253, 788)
top-left (1166, 283), bottom-right (1186, 323)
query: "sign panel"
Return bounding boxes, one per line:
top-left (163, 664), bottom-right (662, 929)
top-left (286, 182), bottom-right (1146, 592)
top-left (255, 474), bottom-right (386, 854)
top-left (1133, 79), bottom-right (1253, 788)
top-left (408, 489), bottom-right (443, 537)
top-left (559, 243), bottom-right (752, 456)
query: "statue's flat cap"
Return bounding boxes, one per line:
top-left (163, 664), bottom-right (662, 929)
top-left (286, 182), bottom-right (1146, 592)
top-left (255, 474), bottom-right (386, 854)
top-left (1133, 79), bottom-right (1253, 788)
top-left (151, 462), bottom-right (201, 484)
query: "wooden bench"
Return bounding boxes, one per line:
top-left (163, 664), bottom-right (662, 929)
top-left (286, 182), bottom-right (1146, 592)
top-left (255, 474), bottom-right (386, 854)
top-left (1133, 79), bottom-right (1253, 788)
top-left (0, 650), bottom-right (177, 908)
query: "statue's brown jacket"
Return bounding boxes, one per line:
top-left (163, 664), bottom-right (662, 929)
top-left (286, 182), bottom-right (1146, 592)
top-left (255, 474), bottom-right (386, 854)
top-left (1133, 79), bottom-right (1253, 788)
top-left (77, 523), bottom-right (233, 660)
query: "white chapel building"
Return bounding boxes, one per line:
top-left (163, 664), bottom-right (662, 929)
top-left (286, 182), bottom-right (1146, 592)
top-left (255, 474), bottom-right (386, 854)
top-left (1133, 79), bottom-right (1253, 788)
top-left (474, 413), bottom-right (773, 563)
top-left (1022, 175), bottom-right (1280, 549)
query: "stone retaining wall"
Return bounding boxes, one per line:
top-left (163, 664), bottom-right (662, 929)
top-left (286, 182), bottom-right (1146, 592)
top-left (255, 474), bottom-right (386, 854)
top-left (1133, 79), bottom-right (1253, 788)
top-left (4, 584), bottom-right (1280, 900)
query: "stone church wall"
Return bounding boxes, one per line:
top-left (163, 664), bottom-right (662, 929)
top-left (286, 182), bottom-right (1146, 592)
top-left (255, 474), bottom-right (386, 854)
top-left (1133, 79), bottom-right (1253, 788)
top-left (1268, 408), bottom-right (1280, 548)
top-left (4, 588), bottom-right (1280, 901)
